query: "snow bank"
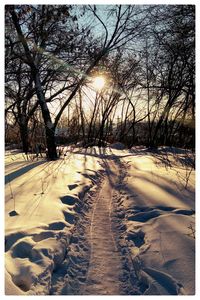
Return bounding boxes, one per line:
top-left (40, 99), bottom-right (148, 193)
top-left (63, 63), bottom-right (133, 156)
top-left (5, 150), bottom-right (103, 295)
top-left (116, 150), bottom-right (195, 295)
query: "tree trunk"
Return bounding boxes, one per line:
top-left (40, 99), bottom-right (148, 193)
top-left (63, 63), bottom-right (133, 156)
top-left (10, 9), bottom-right (57, 160)
top-left (19, 121), bottom-right (29, 154)
top-left (79, 91), bottom-right (85, 143)
top-left (98, 120), bottom-right (105, 146)
top-left (34, 72), bottom-right (57, 160)
top-left (45, 126), bottom-right (57, 160)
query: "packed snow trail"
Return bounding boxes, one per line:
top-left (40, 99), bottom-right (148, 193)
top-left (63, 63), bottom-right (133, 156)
top-left (81, 160), bottom-right (124, 295)
top-left (50, 156), bottom-right (137, 295)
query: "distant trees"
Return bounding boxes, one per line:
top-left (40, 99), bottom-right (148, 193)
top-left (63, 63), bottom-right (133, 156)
top-left (140, 5), bottom-right (195, 148)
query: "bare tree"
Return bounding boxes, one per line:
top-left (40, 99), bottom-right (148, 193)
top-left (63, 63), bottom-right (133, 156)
top-left (6, 5), bottom-right (84, 158)
top-left (6, 5), bottom-right (152, 158)
top-left (136, 5), bottom-right (195, 148)
top-left (6, 4), bottom-right (194, 155)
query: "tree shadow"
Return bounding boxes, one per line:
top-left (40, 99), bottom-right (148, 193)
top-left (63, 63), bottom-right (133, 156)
top-left (71, 146), bottom-right (195, 211)
top-left (5, 161), bottom-right (46, 184)
top-left (113, 163), bottom-right (195, 210)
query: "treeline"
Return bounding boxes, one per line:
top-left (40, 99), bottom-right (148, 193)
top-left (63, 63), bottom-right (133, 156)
top-left (5, 5), bottom-right (195, 158)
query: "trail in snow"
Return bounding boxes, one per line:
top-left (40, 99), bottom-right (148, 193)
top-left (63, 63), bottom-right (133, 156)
top-left (51, 157), bottom-right (137, 295)
top-left (81, 160), bottom-right (123, 295)
top-left (5, 147), bottom-right (195, 295)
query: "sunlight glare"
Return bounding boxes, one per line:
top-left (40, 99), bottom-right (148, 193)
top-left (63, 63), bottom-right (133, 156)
top-left (92, 76), bottom-right (105, 90)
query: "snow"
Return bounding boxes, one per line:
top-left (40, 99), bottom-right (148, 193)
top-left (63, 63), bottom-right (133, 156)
top-left (4, 146), bottom-right (195, 295)
top-left (116, 148), bottom-right (195, 295)
top-left (5, 149), bottom-right (103, 295)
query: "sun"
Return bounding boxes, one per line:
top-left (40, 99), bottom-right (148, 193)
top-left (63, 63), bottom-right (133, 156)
top-left (92, 76), bottom-right (106, 90)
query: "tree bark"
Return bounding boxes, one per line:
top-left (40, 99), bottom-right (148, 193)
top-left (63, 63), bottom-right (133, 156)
top-left (19, 121), bottom-right (29, 154)
top-left (33, 72), bottom-right (57, 159)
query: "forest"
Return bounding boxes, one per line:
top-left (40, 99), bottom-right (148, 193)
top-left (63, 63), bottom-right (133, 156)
top-left (5, 5), bottom-right (195, 159)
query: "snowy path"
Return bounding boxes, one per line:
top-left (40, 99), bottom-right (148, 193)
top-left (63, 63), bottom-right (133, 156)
top-left (5, 148), bottom-right (195, 295)
top-left (50, 157), bottom-right (136, 295)
top-left (81, 160), bottom-right (124, 295)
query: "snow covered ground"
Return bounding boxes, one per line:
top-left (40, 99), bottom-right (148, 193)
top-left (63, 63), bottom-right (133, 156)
top-left (4, 146), bottom-right (195, 295)
top-left (5, 147), bottom-right (104, 294)
top-left (113, 147), bottom-right (195, 295)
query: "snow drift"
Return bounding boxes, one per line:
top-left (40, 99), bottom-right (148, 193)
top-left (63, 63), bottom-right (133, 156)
top-left (5, 149), bottom-right (103, 294)
top-left (114, 148), bottom-right (195, 294)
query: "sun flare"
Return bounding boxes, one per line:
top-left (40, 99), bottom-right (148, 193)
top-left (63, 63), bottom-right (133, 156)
top-left (92, 76), bottom-right (106, 90)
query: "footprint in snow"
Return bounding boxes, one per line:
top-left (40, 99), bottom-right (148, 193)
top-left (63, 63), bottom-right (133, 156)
top-left (68, 184), bottom-right (78, 190)
top-left (60, 195), bottom-right (77, 206)
top-left (49, 221), bottom-right (67, 231)
top-left (128, 209), bottom-right (161, 222)
top-left (126, 229), bottom-right (145, 248)
top-left (62, 210), bottom-right (75, 225)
